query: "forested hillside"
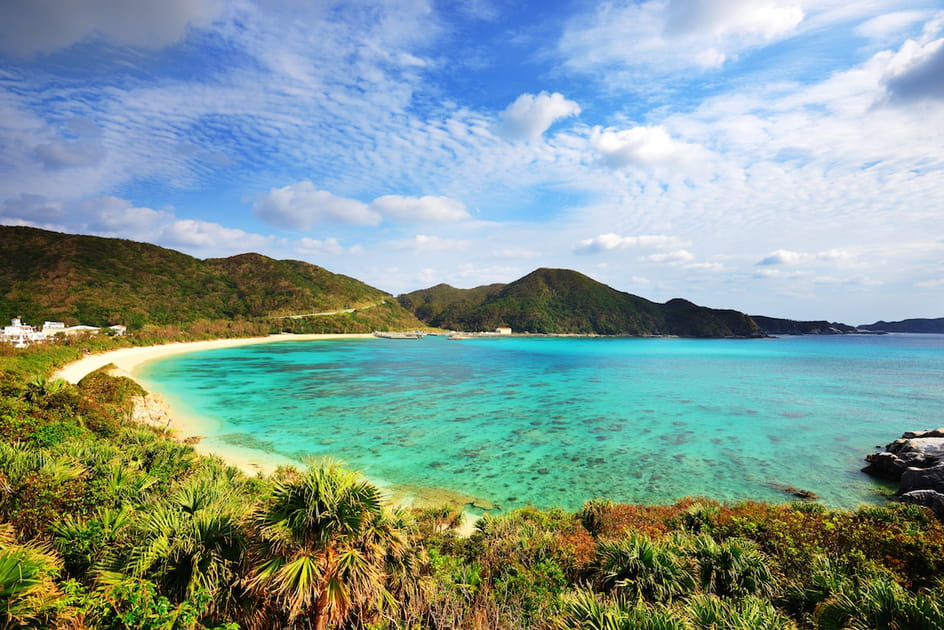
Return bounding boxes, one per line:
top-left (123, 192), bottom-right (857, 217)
top-left (0, 226), bottom-right (424, 332)
top-left (399, 268), bottom-right (762, 337)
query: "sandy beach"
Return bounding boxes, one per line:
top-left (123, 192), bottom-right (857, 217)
top-left (53, 333), bottom-right (375, 476)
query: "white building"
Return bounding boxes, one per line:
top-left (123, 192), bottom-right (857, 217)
top-left (1, 318), bottom-right (48, 348)
top-left (108, 324), bottom-right (127, 336)
top-left (495, 327), bottom-right (512, 335)
top-left (61, 325), bottom-right (100, 337)
top-left (43, 321), bottom-right (65, 334)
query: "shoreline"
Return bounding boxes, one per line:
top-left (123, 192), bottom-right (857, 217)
top-left (53, 333), bottom-right (484, 534)
top-left (54, 333), bottom-right (376, 477)
top-left (53, 333), bottom-right (375, 385)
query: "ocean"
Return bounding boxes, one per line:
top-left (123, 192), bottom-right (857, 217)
top-left (136, 334), bottom-right (944, 511)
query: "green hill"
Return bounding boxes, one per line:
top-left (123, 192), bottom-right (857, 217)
top-left (396, 282), bottom-right (505, 328)
top-left (0, 225), bottom-right (425, 332)
top-left (399, 268), bottom-right (762, 337)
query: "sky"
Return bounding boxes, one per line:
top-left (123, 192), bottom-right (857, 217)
top-left (0, 0), bottom-right (942, 324)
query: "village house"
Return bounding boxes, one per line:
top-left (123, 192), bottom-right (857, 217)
top-left (495, 326), bottom-right (512, 335)
top-left (1, 317), bottom-right (48, 347)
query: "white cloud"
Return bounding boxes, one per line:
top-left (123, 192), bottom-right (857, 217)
top-left (80, 196), bottom-right (171, 234)
top-left (254, 184), bottom-right (472, 230)
top-left (883, 37), bottom-right (944, 103)
top-left (0, 193), bottom-right (66, 224)
top-left (394, 234), bottom-right (470, 252)
top-left (640, 249), bottom-right (695, 264)
top-left (856, 11), bottom-right (931, 42)
top-left (160, 218), bottom-right (270, 251)
top-left (0, 193), bottom-right (169, 238)
top-left (296, 236), bottom-right (346, 257)
top-left (0, 0), bottom-right (225, 56)
top-left (757, 249), bottom-right (850, 266)
top-left (370, 195), bottom-right (470, 223)
top-left (34, 117), bottom-right (106, 169)
top-left (575, 233), bottom-right (687, 254)
top-left (758, 249), bottom-right (806, 265)
top-left (559, 0), bottom-right (804, 76)
top-left (686, 262), bottom-right (726, 272)
top-left (499, 92), bottom-right (581, 142)
top-left (493, 247), bottom-right (539, 259)
top-left (252, 182), bottom-right (380, 230)
top-left (589, 125), bottom-right (713, 172)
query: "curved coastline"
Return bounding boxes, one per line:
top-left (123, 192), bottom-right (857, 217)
top-left (54, 334), bottom-right (375, 476)
top-left (53, 334), bottom-right (489, 530)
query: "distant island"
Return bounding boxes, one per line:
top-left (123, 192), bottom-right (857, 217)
top-left (857, 318), bottom-right (944, 334)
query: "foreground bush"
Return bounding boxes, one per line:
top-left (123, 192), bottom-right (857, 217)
top-left (1, 347), bottom-right (943, 629)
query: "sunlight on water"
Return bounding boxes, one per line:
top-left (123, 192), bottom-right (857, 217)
top-left (138, 334), bottom-right (944, 511)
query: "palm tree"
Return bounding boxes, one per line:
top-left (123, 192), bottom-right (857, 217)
top-left (814, 577), bottom-right (944, 630)
top-left (594, 534), bottom-right (694, 603)
top-left (686, 593), bottom-right (797, 629)
top-left (687, 535), bottom-right (774, 599)
top-left (0, 526), bottom-right (67, 629)
top-left (556, 588), bottom-right (692, 630)
top-left (102, 472), bottom-right (248, 621)
top-left (245, 460), bottom-right (400, 630)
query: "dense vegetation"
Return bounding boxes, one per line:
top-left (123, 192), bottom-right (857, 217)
top-left (0, 226), bottom-right (425, 332)
top-left (399, 269), bottom-right (762, 337)
top-left (2, 343), bottom-right (943, 629)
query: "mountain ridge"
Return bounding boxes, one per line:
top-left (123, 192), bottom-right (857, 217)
top-left (398, 268), bottom-right (763, 337)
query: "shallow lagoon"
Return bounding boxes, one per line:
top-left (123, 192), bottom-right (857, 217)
top-left (138, 334), bottom-right (944, 511)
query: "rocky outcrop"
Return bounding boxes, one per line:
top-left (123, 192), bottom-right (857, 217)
top-left (131, 393), bottom-right (174, 431)
top-left (862, 429), bottom-right (944, 480)
top-left (897, 490), bottom-right (944, 519)
top-left (864, 429), bottom-right (944, 517)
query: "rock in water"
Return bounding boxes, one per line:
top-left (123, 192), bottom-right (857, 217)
top-left (863, 431), bottom-right (944, 480)
top-left (864, 429), bottom-right (944, 520)
top-left (900, 462), bottom-right (944, 494)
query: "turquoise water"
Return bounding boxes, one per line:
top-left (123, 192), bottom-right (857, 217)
top-left (137, 334), bottom-right (944, 511)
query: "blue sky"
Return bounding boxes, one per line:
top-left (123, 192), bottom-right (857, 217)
top-left (1, 0), bottom-right (942, 323)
